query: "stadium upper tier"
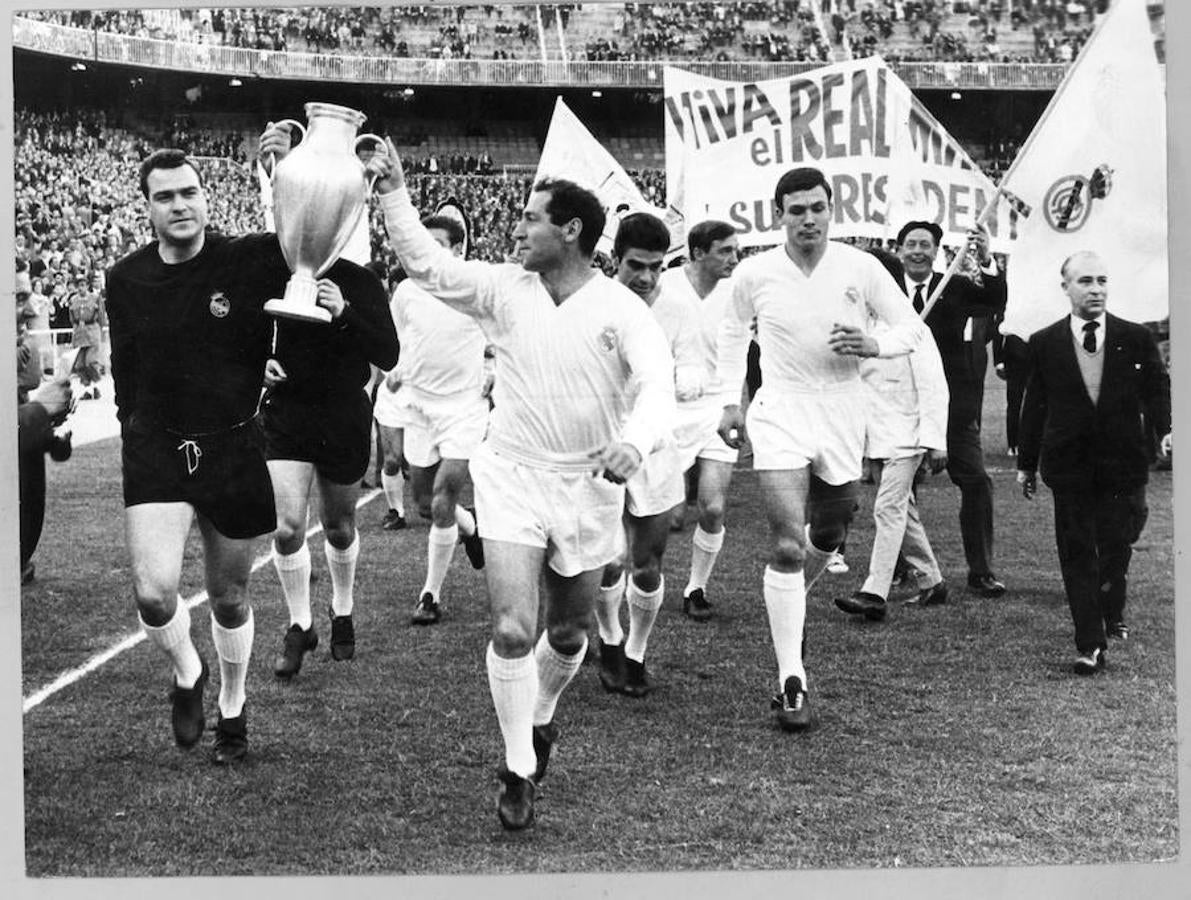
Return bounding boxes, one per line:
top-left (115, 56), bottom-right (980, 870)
top-left (16, 1), bottom-right (1137, 91)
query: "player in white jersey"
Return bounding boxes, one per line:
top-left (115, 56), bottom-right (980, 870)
top-left (595, 213), bottom-right (702, 698)
top-left (656, 220), bottom-right (741, 621)
top-left (716, 166), bottom-right (927, 732)
top-left (373, 214), bottom-right (488, 626)
top-left (367, 139), bottom-right (675, 831)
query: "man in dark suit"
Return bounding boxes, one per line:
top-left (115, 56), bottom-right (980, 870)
top-left (876, 221), bottom-right (1008, 597)
top-left (1016, 251), bottom-right (1171, 675)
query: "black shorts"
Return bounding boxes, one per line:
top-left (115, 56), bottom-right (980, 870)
top-left (261, 389), bottom-right (372, 485)
top-left (121, 416), bottom-right (276, 540)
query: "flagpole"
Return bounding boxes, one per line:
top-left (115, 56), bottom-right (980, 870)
top-left (918, 1), bottom-right (1119, 320)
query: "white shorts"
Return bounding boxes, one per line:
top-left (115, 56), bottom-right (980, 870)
top-left (673, 398), bottom-right (739, 469)
top-left (373, 384), bottom-right (420, 429)
top-left (625, 442), bottom-right (685, 518)
top-left (378, 387), bottom-right (488, 467)
top-left (746, 386), bottom-right (865, 484)
top-left (469, 443), bottom-right (624, 577)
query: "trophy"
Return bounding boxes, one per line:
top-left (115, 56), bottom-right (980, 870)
top-left (264, 102), bottom-right (385, 323)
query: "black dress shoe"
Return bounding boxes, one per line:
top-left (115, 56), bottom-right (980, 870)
top-left (967, 573), bottom-right (1006, 597)
top-left (834, 590), bottom-right (887, 621)
top-left (909, 581), bottom-right (949, 606)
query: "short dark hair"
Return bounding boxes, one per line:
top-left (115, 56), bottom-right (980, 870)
top-left (421, 214), bottom-right (466, 248)
top-left (613, 212), bottom-right (670, 260)
top-left (895, 220), bottom-right (943, 247)
top-left (687, 219), bottom-right (736, 257)
top-left (534, 177), bottom-right (607, 257)
top-left (773, 167), bottom-right (832, 210)
top-left (138, 149), bottom-right (203, 199)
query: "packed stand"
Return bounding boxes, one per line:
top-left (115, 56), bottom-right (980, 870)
top-left (20, 2), bottom-right (1109, 65)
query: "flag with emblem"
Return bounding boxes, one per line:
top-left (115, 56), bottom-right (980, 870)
top-left (999, 0), bottom-right (1167, 337)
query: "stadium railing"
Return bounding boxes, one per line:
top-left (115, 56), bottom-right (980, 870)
top-left (13, 16), bottom-right (1068, 90)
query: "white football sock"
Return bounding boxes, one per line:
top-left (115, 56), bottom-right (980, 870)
top-left (686, 525), bottom-right (725, 595)
top-left (486, 642), bottom-right (538, 779)
top-left (533, 631), bottom-right (587, 726)
top-left (763, 566), bottom-right (808, 690)
top-left (454, 505), bottom-right (476, 537)
top-left (382, 471), bottom-right (405, 516)
top-left (624, 576), bottom-right (664, 663)
top-left (273, 542), bottom-right (312, 629)
top-left (211, 610), bottom-right (254, 719)
top-left (139, 599), bottom-right (203, 688)
top-left (595, 572), bottom-right (626, 646)
top-left (422, 524), bottom-right (458, 600)
top-left (324, 531), bottom-right (359, 616)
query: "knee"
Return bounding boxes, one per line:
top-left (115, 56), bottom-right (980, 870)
top-left (630, 557), bottom-right (662, 593)
top-left (698, 495), bottom-right (726, 529)
top-left (382, 458), bottom-right (403, 476)
top-left (134, 589), bottom-right (177, 625)
top-left (602, 560), bottom-right (625, 587)
top-left (323, 518), bottom-right (356, 549)
top-left (272, 516), bottom-right (306, 554)
top-left (429, 491), bottom-right (455, 527)
top-left (208, 584), bottom-right (250, 625)
top-left (544, 619), bottom-right (589, 656)
top-left (491, 613), bottom-right (534, 658)
top-left (808, 520), bottom-right (848, 551)
top-left (771, 534), bottom-right (806, 571)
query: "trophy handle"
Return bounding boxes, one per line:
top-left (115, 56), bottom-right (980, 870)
top-left (356, 133), bottom-right (388, 192)
top-left (266, 118), bottom-right (307, 178)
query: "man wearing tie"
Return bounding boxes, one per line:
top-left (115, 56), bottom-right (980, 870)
top-left (1016, 251), bottom-right (1171, 675)
top-left (875, 221), bottom-right (1008, 598)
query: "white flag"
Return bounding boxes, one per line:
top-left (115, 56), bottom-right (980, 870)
top-left (1000, 0), bottom-right (1166, 338)
top-left (536, 97), bottom-right (684, 256)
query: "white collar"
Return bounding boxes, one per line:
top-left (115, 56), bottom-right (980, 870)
top-left (1070, 312), bottom-right (1107, 346)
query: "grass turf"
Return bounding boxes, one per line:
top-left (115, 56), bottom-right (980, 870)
top-left (20, 374), bottom-right (1176, 875)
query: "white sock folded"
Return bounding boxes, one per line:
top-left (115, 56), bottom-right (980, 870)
top-left (486, 643), bottom-right (538, 779)
top-left (624, 576), bottom-right (664, 663)
top-left (324, 532), bottom-right (359, 616)
top-left (211, 610), bottom-right (254, 719)
top-left (533, 631), bottom-right (587, 726)
top-left (686, 525), bottom-right (725, 595)
top-left (382, 471), bottom-right (405, 516)
top-left (763, 566), bottom-right (808, 690)
top-left (273, 542), bottom-right (313, 629)
top-left (595, 572), bottom-right (626, 646)
top-left (422, 524), bottom-right (458, 600)
top-left (139, 599), bottom-right (203, 688)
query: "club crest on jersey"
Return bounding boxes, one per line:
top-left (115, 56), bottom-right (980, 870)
top-left (209, 292), bottom-right (230, 318)
top-left (598, 325), bottom-right (618, 352)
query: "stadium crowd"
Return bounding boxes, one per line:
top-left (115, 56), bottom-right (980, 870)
top-left (23, 1), bottom-right (1110, 64)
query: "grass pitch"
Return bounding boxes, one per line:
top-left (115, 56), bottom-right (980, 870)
top-left (20, 376), bottom-right (1177, 876)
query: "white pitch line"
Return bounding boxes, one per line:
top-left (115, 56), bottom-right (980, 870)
top-left (22, 489), bottom-right (383, 714)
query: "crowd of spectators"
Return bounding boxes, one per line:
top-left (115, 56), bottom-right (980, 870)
top-left (22, 1), bottom-right (1117, 66)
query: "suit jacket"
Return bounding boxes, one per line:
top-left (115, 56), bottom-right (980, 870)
top-left (1017, 313), bottom-right (1170, 491)
top-left (872, 250), bottom-right (1007, 426)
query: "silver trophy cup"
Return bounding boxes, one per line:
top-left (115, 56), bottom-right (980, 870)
top-left (264, 102), bottom-right (384, 323)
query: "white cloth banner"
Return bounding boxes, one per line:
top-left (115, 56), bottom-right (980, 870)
top-left (663, 57), bottom-right (1012, 252)
top-left (999, 0), bottom-right (1167, 337)
top-left (536, 97), bottom-right (685, 256)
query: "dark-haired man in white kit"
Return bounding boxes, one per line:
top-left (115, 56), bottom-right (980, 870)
top-left (656, 219), bottom-right (741, 621)
top-left (595, 212), bottom-right (703, 698)
top-left (364, 137), bottom-right (675, 831)
top-left (717, 166), bottom-right (928, 732)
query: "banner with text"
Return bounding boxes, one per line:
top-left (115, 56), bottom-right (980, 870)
top-left (663, 58), bottom-right (1016, 251)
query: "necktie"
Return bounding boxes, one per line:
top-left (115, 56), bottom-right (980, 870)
top-left (912, 283), bottom-right (925, 314)
top-left (1082, 320), bottom-right (1099, 352)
